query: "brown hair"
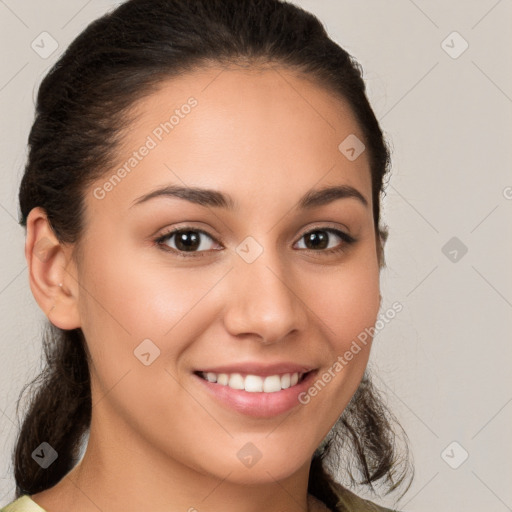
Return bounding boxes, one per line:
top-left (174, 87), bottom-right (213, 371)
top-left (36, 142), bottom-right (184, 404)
top-left (14, 0), bottom-right (413, 509)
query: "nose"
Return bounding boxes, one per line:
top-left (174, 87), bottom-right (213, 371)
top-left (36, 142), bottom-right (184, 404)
top-left (222, 253), bottom-right (308, 345)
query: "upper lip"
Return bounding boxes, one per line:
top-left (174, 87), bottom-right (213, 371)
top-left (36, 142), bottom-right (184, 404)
top-left (194, 362), bottom-right (315, 377)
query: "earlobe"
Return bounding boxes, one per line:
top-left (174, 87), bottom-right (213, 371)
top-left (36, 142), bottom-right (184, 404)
top-left (25, 207), bottom-right (81, 330)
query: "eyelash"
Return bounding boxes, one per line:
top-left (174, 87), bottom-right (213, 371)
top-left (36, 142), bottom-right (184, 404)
top-left (153, 225), bottom-right (357, 259)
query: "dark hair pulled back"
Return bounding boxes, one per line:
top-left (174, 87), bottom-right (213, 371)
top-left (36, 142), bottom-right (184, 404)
top-left (14, 0), bottom-right (413, 509)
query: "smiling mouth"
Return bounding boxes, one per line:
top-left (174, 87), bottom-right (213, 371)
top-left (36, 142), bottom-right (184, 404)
top-left (194, 370), bottom-right (313, 393)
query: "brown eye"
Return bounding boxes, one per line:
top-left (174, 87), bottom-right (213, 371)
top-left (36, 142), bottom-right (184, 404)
top-left (155, 228), bottom-right (218, 254)
top-left (295, 228), bottom-right (355, 253)
top-left (302, 231), bottom-right (329, 250)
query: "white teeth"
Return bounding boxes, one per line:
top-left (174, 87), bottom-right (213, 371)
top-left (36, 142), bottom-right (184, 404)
top-left (245, 375), bottom-right (263, 392)
top-left (200, 371), bottom-right (305, 392)
top-left (217, 373), bottom-right (229, 385)
top-left (263, 375), bottom-right (281, 393)
top-left (228, 373), bottom-right (245, 390)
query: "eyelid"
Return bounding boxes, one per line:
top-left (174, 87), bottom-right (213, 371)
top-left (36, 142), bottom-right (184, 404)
top-left (297, 222), bottom-right (352, 239)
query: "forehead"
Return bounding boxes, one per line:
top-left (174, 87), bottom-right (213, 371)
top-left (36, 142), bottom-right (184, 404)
top-left (88, 64), bottom-right (372, 219)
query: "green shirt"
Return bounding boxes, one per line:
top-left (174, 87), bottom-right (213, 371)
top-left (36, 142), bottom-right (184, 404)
top-left (1, 485), bottom-right (400, 512)
top-left (1, 496), bottom-right (45, 512)
top-left (328, 480), bottom-right (400, 511)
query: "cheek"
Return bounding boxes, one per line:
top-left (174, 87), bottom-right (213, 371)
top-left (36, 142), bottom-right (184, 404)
top-left (77, 241), bottom-right (230, 370)
top-left (301, 257), bottom-right (380, 415)
top-left (306, 259), bottom-right (381, 352)
top-left (76, 244), bottom-right (226, 427)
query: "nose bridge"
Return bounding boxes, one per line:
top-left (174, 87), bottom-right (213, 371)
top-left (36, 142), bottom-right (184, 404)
top-left (223, 243), bottom-right (306, 343)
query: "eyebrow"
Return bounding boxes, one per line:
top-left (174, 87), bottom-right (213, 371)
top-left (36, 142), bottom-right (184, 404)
top-left (129, 184), bottom-right (368, 210)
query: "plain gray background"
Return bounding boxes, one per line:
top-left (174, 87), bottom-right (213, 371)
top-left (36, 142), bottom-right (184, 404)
top-left (1, 1), bottom-right (511, 510)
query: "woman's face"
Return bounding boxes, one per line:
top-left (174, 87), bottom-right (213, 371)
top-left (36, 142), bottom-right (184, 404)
top-left (71, 65), bottom-right (381, 484)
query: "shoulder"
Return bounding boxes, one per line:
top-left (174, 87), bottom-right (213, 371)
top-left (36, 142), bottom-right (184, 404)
top-left (0, 495), bottom-right (47, 512)
top-left (3, 489), bottom-right (400, 512)
top-left (328, 480), bottom-right (402, 512)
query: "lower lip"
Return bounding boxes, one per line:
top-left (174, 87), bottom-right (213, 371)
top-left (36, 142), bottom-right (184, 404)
top-left (193, 371), bottom-right (318, 418)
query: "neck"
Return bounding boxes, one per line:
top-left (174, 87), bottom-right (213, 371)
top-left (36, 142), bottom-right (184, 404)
top-left (33, 417), bottom-right (318, 512)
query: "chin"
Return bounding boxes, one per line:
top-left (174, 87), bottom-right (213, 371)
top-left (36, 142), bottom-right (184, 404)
top-left (199, 445), bottom-right (313, 486)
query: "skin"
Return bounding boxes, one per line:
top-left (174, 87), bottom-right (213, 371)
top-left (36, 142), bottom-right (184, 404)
top-left (27, 64), bottom-right (383, 512)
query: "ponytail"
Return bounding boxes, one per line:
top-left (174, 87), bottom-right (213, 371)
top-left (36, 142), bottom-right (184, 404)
top-left (12, 324), bottom-right (91, 497)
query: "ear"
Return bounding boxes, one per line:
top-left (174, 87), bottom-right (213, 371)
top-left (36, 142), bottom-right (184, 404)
top-left (25, 206), bottom-right (81, 330)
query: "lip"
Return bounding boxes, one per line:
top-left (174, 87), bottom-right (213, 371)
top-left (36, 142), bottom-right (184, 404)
top-left (193, 367), bottom-right (318, 418)
top-left (194, 362), bottom-right (315, 377)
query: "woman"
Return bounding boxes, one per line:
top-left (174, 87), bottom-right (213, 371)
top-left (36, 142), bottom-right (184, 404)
top-left (2, 0), bottom-right (413, 511)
